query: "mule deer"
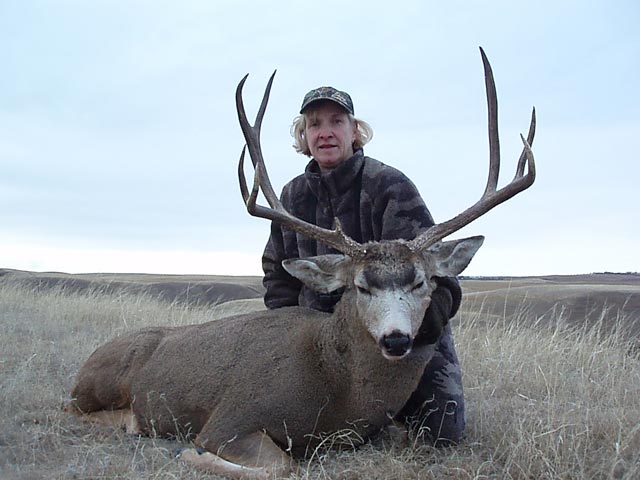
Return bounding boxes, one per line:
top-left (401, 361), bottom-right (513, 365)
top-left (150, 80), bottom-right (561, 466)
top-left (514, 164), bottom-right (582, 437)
top-left (68, 48), bottom-right (535, 479)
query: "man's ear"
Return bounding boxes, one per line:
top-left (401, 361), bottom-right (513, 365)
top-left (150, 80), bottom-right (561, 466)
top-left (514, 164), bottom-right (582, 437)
top-left (282, 254), bottom-right (350, 293)
top-left (424, 236), bottom-right (485, 277)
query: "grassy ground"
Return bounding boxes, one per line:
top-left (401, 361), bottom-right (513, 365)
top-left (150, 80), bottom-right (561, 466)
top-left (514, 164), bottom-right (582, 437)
top-left (1, 279), bottom-right (639, 479)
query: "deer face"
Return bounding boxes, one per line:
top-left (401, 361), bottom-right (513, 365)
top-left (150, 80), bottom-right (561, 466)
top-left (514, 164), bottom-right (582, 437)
top-left (351, 243), bottom-right (433, 360)
top-left (282, 235), bottom-right (484, 361)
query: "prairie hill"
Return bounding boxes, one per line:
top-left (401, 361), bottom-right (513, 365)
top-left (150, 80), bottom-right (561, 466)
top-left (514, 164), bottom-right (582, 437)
top-left (459, 274), bottom-right (640, 340)
top-left (0, 268), bottom-right (264, 306)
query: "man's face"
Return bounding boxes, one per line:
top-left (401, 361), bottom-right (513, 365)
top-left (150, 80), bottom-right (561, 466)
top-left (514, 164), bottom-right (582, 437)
top-left (304, 101), bottom-right (356, 173)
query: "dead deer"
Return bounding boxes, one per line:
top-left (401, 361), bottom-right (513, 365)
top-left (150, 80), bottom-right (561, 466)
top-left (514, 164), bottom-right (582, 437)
top-left (67, 48), bottom-right (535, 479)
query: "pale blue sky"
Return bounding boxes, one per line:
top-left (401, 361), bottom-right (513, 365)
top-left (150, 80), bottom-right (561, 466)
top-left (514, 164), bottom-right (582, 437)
top-left (1, 0), bottom-right (638, 276)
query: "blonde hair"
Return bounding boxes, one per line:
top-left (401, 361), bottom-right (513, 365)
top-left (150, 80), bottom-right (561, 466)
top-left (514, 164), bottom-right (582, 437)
top-left (290, 113), bottom-right (374, 157)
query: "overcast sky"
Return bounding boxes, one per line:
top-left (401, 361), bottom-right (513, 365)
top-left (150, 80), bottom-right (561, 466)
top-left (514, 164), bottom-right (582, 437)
top-left (1, 0), bottom-right (638, 277)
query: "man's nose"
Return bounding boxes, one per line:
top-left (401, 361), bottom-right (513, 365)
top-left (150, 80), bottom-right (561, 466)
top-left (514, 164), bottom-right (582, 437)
top-left (318, 128), bottom-right (333, 138)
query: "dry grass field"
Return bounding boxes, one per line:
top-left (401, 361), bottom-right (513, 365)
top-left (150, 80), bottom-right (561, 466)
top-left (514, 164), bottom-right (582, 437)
top-left (1, 269), bottom-right (639, 479)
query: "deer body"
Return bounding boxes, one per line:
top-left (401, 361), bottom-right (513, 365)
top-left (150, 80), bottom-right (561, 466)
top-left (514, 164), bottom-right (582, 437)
top-left (71, 240), bottom-right (472, 477)
top-left (70, 241), bottom-right (453, 438)
top-left (72, 297), bottom-right (432, 453)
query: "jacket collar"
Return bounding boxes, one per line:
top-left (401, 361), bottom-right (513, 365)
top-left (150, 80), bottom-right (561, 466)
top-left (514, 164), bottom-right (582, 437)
top-left (304, 149), bottom-right (365, 198)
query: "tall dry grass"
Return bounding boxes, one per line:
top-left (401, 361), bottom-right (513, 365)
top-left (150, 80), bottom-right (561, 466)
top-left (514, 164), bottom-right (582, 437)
top-left (0, 279), bottom-right (638, 479)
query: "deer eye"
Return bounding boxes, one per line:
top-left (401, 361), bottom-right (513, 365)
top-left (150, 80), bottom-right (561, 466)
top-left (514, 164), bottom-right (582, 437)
top-left (356, 285), bottom-right (370, 295)
top-left (412, 281), bottom-right (425, 291)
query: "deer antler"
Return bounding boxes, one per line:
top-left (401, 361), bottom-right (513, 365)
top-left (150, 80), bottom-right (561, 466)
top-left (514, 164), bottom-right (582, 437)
top-left (236, 72), bottom-right (367, 258)
top-left (236, 47), bottom-right (536, 257)
top-left (407, 47), bottom-right (536, 252)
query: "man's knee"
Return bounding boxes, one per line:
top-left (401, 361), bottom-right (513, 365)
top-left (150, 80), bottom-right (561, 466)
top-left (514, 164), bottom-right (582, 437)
top-left (396, 326), bottom-right (466, 445)
top-left (402, 396), bottom-right (465, 446)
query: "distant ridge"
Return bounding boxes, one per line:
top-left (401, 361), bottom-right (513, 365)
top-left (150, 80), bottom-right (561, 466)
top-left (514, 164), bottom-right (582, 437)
top-left (0, 268), bottom-right (265, 306)
top-left (461, 272), bottom-right (640, 285)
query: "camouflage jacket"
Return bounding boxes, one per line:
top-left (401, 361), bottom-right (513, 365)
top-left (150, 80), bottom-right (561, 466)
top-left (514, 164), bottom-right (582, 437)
top-left (262, 149), bottom-right (462, 315)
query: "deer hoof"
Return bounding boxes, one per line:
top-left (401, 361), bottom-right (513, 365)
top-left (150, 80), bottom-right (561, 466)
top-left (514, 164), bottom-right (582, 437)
top-left (175, 447), bottom-right (206, 458)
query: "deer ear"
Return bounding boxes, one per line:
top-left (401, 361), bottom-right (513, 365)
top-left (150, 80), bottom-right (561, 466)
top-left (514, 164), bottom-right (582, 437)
top-left (425, 235), bottom-right (485, 277)
top-left (282, 254), bottom-right (349, 293)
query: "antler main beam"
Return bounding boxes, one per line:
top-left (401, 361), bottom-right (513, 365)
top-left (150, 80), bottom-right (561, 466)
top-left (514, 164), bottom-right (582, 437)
top-left (236, 72), bottom-right (366, 258)
top-left (408, 47), bottom-right (536, 252)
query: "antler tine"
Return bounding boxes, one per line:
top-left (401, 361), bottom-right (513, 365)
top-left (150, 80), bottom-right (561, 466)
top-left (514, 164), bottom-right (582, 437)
top-left (236, 72), bottom-right (279, 208)
top-left (236, 73), bottom-right (367, 258)
top-left (515, 107), bottom-right (536, 179)
top-left (408, 48), bottom-right (536, 252)
top-left (482, 47), bottom-right (501, 195)
top-left (238, 146), bottom-right (260, 211)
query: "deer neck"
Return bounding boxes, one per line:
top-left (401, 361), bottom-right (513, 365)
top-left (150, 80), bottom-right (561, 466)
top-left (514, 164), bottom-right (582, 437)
top-left (312, 289), bottom-right (431, 421)
top-left (316, 290), bottom-right (427, 380)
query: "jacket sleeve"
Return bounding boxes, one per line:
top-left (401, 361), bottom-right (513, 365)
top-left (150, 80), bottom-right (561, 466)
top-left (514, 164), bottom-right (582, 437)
top-left (262, 224), bottom-right (302, 309)
top-left (261, 186), bottom-right (303, 309)
top-left (374, 170), bottom-right (463, 319)
top-left (433, 276), bottom-right (462, 319)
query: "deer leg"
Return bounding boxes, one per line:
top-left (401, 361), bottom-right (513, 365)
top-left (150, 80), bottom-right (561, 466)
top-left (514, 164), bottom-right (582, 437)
top-left (381, 419), bottom-right (410, 448)
top-left (77, 408), bottom-right (141, 434)
top-left (179, 431), bottom-right (292, 479)
top-left (178, 449), bottom-right (274, 480)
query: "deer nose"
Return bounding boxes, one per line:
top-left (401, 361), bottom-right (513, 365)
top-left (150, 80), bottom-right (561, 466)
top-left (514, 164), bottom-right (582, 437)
top-left (380, 331), bottom-right (412, 358)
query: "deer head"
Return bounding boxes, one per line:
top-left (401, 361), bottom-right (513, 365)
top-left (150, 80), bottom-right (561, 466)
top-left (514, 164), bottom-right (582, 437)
top-left (281, 238), bottom-right (484, 360)
top-left (236, 47), bottom-right (535, 360)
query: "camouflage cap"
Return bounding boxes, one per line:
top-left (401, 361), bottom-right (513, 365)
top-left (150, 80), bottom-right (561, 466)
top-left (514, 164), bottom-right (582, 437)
top-left (300, 86), bottom-right (354, 115)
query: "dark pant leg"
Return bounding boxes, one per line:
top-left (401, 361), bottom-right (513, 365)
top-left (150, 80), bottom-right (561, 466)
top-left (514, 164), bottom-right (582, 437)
top-left (396, 324), bottom-right (465, 446)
